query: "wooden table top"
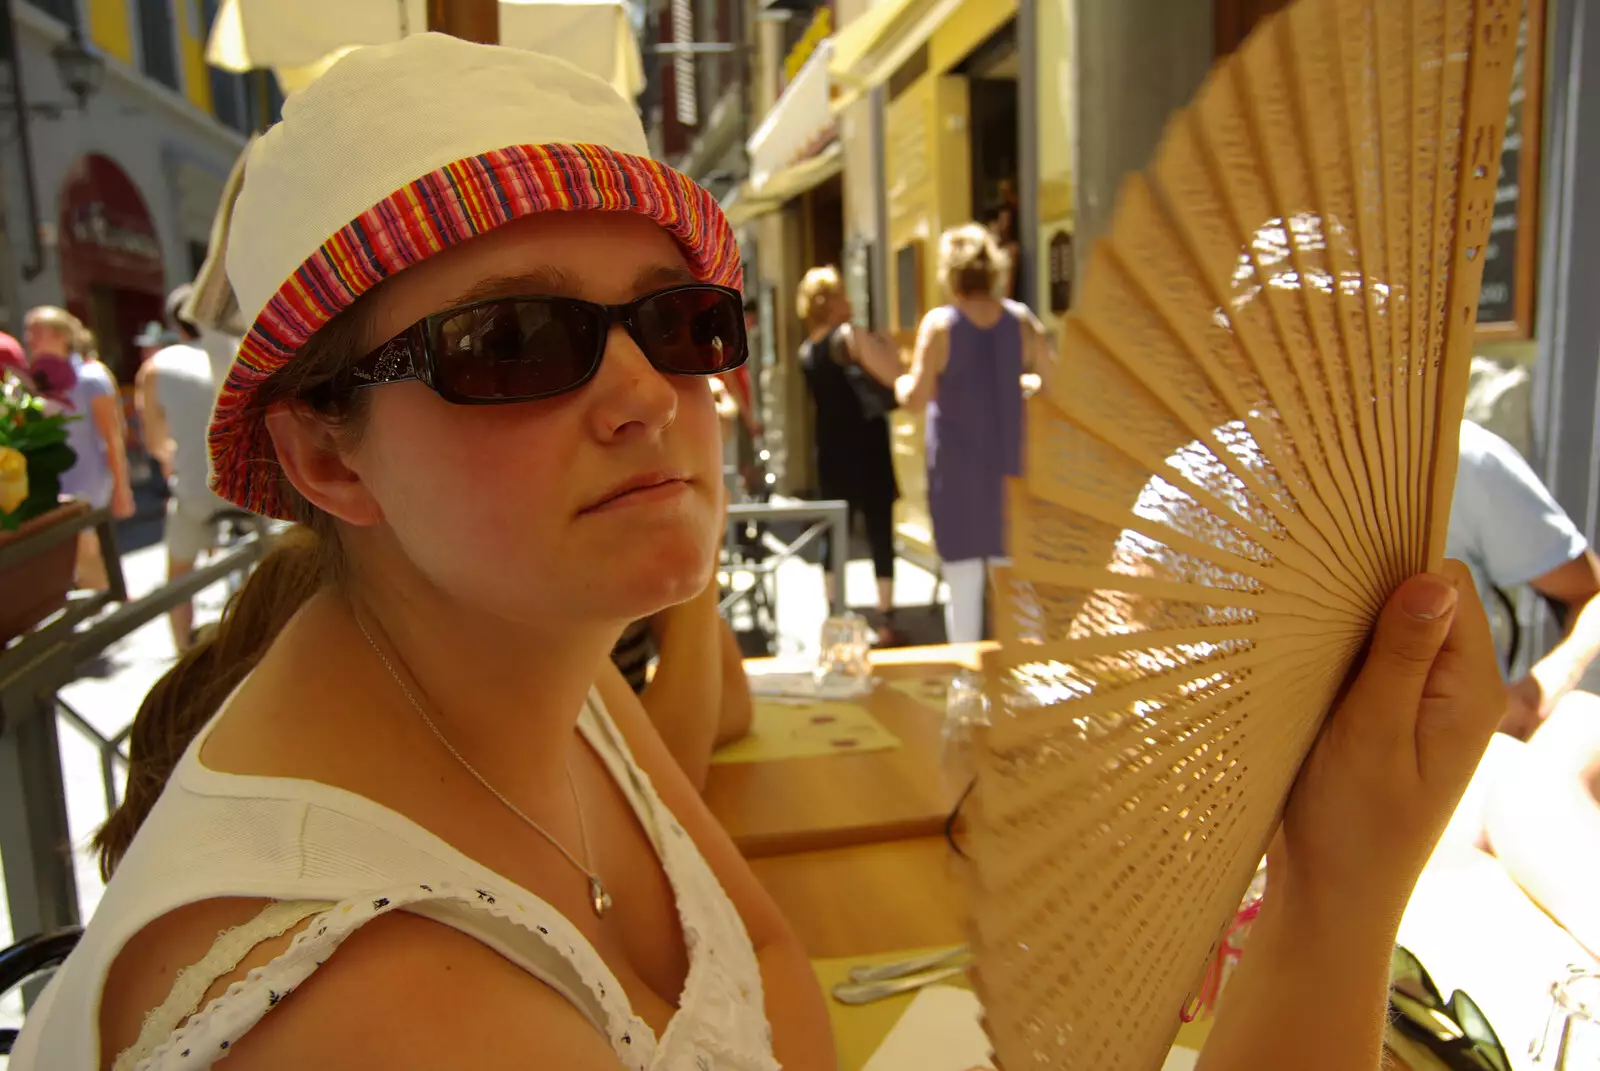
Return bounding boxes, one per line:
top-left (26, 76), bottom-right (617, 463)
top-left (705, 644), bottom-right (992, 859)
top-left (751, 835), bottom-right (969, 959)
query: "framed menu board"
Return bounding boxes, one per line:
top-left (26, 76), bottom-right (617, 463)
top-left (1477, 0), bottom-right (1544, 339)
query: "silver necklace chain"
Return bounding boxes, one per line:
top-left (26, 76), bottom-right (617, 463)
top-left (352, 607), bottom-right (613, 917)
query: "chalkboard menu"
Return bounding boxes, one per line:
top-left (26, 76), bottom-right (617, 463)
top-left (1477, 0), bottom-right (1543, 337)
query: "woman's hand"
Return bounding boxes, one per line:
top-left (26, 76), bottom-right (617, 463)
top-left (1200, 563), bottom-right (1507, 1071)
top-left (1275, 560), bottom-right (1506, 923)
top-left (110, 481), bottom-right (136, 520)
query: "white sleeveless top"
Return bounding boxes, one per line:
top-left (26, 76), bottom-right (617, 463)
top-left (11, 689), bottom-right (779, 1070)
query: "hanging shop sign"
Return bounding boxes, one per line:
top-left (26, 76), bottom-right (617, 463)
top-left (57, 154), bottom-right (165, 297)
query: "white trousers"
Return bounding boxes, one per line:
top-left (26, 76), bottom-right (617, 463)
top-left (943, 557), bottom-right (1007, 644)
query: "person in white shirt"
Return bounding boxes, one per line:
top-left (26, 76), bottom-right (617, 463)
top-left (135, 285), bottom-right (234, 649)
top-left (1445, 420), bottom-right (1600, 738)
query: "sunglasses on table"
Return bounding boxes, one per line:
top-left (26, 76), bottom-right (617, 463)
top-left (345, 283), bottom-right (748, 405)
top-left (1389, 946), bottom-right (1511, 1071)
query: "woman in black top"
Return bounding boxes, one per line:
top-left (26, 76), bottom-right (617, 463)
top-left (796, 267), bottom-right (904, 644)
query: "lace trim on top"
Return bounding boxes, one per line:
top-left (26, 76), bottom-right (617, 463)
top-left (121, 692), bottom-right (777, 1071)
top-left (114, 900), bottom-right (330, 1070)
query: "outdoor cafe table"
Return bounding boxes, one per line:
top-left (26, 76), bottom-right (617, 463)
top-left (750, 834), bottom-right (1596, 1070)
top-left (703, 643), bottom-right (991, 859)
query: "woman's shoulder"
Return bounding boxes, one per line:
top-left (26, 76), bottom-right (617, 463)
top-left (75, 359), bottom-right (117, 394)
top-left (98, 904), bottom-right (624, 1071)
top-left (920, 306), bottom-right (958, 333)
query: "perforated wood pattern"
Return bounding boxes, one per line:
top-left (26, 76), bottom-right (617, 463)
top-left (971, 1), bottom-right (1517, 1068)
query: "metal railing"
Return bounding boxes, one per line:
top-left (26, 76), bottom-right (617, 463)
top-left (0, 507), bottom-right (270, 942)
top-left (721, 499), bottom-right (850, 624)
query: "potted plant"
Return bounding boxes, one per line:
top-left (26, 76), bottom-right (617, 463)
top-left (1, 353), bottom-right (84, 644)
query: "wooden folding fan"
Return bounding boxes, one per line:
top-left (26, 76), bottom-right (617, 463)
top-left (967, 0), bottom-right (1518, 1068)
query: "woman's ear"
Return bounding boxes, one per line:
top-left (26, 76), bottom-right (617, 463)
top-left (264, 401), bottom-right (384, 527)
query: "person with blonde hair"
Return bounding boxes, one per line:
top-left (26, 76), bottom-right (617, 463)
top-left (23, 304), bottom-right (135, 589)
top-left (897, 223), bottom-right (1048, 642)
top-left (796, 265), bottom-right (905, 643)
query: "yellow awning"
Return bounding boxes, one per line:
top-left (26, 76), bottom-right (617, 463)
top-left (725, 143), bottom-right (844, 226)
top-left (827, 0), bottom-right (965, 111)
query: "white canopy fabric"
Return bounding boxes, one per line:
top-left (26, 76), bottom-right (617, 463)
top-left (746, 39), bottom-right (834, 191)
top-left (206, 0), bottom-right (645, 100)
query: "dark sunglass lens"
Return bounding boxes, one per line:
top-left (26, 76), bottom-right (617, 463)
top-left (1449, 992), bottom-right (1510, 1071)
top-left (634, 288), bottom-right (745, 374)
top-left (434, 300), bottom-right (600, 400)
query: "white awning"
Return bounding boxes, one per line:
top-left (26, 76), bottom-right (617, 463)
top-left (725, 141), bottom-right (842, 225)
top-left (747, 39), bottom-right (836, 192)
top-left (206, 0), bottom-right (645, 100)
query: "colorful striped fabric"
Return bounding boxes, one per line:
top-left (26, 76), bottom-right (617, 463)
top-left (208, 142), bottom-right (743, 520)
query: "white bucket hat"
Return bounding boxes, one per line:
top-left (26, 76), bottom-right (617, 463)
top-left (207, 32), bottom-right (741, 519)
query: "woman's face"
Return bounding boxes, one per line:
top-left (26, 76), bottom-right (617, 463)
top-left (828, 290), bottom-right (853, 326)
top-left (24, 322), bottom-right (70, 360)
top-left (294, 211), bottom-right (726, 627)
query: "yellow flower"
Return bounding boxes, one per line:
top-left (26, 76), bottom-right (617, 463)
top-left (0, 445), bottom-right (28, 514)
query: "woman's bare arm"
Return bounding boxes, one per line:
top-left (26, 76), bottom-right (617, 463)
top-left (896, 310), bottom-right (949, 413)
top-left (841, 322), bottom-right (904, 388)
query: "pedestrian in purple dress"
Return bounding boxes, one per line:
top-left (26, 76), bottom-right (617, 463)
top-left (897, 224), bottom-right (1051, 642)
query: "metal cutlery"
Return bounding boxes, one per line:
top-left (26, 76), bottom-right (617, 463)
top-left (846, 945), bottom-right (971, 984)
top-left (831, 964), bottom-right (970, 1006)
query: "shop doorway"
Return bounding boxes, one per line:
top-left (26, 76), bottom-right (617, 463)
top-left (57, 154), bottom-right (167, 385)
top-left (802, 173), bottom-right (845, 275)
top-left (958, 23), bottom-right (1020, 299)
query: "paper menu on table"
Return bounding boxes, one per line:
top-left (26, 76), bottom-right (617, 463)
top-left (861, 987), bottom-right (992, 1071)
top-left (860, 986), bottom-right (1201, 1071)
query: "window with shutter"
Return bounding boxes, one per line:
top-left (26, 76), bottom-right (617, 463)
top-left (136, 0), bottom-right (182, 91)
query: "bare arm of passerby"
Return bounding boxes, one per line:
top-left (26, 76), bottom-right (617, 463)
top-left (840, 322), bottom-right (903, 388)
top-left (1503, 550), bottom-right (1600, 738)
top-left (1016, 303), bottom-right (1052, 396)
top-left (86, 365), bottom-right (134, 520)
top-left (895, 309), bottom-right (950, 413)
top-left (134, 362), bottom-right (174, 478)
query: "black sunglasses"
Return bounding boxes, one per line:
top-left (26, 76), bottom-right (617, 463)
top-left (1389, 946), bottom-right (1511, 1071)
top-left (345, 283), bottom-right (748, 405)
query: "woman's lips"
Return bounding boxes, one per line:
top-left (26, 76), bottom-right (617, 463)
top-left (580, 473), bottom-right (691, 514)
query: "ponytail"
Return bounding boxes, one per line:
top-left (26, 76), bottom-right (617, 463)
top-left (95, 524), bottom-right (334, 878)
top-left (93, 277), bottom-right (376, 879)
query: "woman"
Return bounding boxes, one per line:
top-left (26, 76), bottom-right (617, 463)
top-left (11, 34), bottom-right (1507, 1071)
top-left (22, 306), bottom-right (135, 588)
top-left (898, 224), bottom-right (1047, 643)
top-left (796, 267), bottom-right (903, 645)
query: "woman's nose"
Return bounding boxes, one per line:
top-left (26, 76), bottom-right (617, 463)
top-left (585, 324), bottom-right (678, 441)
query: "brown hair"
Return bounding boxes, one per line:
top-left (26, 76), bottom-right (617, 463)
top-left (23, 305), bottom-right (92, 355)
top-left (94, 296), bottom-right (376, 879)
top-left (938, 223), bottom-right (1007, 298)
top-left (795, 265), bottom-right (844, 326)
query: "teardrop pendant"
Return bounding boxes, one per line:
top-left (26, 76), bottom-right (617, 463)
top-left (589, 875), bottom-right (612, 918)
